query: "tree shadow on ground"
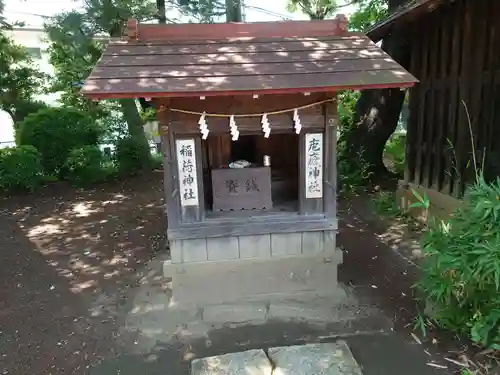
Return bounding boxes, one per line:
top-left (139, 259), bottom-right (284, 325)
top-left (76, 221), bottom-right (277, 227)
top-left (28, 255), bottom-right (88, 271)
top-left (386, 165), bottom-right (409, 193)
top-left (0, 171), bottom-right (167, 374)
top-left (337, 198), bottom-right (470, 371)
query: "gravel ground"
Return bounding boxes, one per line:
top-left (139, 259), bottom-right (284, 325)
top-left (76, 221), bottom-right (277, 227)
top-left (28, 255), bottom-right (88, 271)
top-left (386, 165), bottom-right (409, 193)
top-left (0, 172), bottom-right (167, 374)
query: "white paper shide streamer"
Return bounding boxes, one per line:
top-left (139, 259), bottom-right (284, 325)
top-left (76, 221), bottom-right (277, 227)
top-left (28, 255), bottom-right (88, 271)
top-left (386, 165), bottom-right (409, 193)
top-left (229, 115), bottom-right (239, 141)
top-left (261, 113), bottom-right (271, 138)
top-left (293, 109), bottom-right (302, 134)
top-left (198, 112), bottom-right (209, 139)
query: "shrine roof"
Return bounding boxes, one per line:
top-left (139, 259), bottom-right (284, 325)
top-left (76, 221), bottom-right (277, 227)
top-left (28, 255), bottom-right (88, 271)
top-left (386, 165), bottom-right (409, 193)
top-left (82, 16), bottom-right (418, 99)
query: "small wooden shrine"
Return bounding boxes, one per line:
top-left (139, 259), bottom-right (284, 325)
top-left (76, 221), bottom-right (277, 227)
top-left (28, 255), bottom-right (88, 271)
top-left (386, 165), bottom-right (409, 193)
top-left (82, 16), bottom-right (417, 273)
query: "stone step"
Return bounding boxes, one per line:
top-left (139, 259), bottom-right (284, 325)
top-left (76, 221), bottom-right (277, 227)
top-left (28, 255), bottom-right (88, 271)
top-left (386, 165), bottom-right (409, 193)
top-left (191, 341), bottom-right (363, 375)
top-left (268, 342), bottom-right (363, 375)
top-left (180, 301), bottom-right (392, 342)
top-left (191, 349), bottom-right (272, 375)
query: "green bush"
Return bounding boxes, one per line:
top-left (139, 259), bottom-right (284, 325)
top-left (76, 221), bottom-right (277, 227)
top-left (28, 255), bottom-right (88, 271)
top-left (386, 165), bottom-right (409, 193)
top-left (384, 133), bottom-right (406, 175)
top-left (115, 137), bottom-right (152, 175)
top-left (0, 145), bottom-right (43, 193)
top-left (336, 90), bottom-right (373, 192)
top-left (101, 161), bottom-right (119, 181)
top-left (12, 99), bottom-right (48, 125)
top-left (64, 146), bottom-right (106, 186)
top-left (416, 176), bottom-right (500, 348)
top-left (151, 152), bottom-right (163, 170)
top-left (17, 107), bottom-right (101, 175)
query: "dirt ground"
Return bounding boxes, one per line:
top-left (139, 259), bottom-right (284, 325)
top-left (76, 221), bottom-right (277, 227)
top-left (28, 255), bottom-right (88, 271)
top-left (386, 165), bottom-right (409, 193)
top-left (0, 171), bottom-right (487, 374)
top-left (0, 172), bottom-right (167, 374)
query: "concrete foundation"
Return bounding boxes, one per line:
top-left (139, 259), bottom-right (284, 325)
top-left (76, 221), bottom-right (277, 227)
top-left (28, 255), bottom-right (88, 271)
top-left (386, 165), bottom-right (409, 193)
top-left (397, 180), bottom-right (463, 223)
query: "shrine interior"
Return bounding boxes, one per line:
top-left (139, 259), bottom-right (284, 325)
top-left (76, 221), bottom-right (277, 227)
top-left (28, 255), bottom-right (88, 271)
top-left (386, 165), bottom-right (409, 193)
top-left (201, 131), bottom-right (299, 218)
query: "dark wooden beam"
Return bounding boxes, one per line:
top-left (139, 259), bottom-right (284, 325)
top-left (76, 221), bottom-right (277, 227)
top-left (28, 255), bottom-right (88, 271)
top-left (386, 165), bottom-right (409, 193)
top-left (422, 9), bottom-right (441, 189)
top-left (444, 0), bottom-right (463, 195)
top-left (414, 16), bottom-right (430, 186)
top-left (453, 0), bottom-right (474, 197)
top-left (155, 101), bottom-right (181, 229)
top-left (167, 215), bottom-right (337, 240)
top-left (323, 98), bottom-right (337, 220)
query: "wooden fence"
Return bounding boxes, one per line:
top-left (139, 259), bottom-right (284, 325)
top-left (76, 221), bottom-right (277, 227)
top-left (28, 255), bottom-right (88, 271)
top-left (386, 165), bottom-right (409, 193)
top-left (405, 0), bottom-right (500, 197)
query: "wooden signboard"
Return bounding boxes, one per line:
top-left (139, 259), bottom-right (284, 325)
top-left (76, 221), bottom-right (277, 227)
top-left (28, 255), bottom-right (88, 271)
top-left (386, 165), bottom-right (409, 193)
top-left (212, 167), bottom-right (273, 211)
top-left (305, 133), bottom-right (323, 199)
top-left (176, 139), bottom-right (199, 207)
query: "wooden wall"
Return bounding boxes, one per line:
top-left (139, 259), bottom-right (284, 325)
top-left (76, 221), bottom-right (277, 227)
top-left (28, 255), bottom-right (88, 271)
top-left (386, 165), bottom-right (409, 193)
top-left (405, 0), bottom-right (500, 197)
top-left (202, 133), bottom-right (299, 170)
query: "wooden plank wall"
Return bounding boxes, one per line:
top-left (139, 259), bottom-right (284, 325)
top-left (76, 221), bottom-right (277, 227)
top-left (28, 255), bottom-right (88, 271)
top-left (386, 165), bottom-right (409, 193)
top-left (158, 93), bottom-right (330, 217)
top-left (405, 0), bottom-right (500, 196)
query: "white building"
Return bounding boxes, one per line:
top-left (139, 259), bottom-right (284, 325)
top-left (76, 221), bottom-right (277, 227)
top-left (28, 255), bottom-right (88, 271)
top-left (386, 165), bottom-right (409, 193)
top-left (0, 27), bottom-right (61, 147)
top-left (6, 26), bottom-right (62, 106)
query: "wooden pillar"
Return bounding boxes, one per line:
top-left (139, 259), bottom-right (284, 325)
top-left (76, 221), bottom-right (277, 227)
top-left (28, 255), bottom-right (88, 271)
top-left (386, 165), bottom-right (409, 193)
top-left (324, 98), bottom-right (337, 219)
top-left (434, 7), bottom-right (450, 192)
top-left (444, 0), bottom-right (463, 195)
top-left (156, 102), bottom-right (206, 227)
top-left (414, 16), bottom-right (430, 186)
top-left (156, 101), bottom-right (180, 229)
top-left (423, 10), bottom-right (441, 189)
top-left (454, 0), bottom-right (474, 197)
top-left (405, 26), bottom-right (421, 185)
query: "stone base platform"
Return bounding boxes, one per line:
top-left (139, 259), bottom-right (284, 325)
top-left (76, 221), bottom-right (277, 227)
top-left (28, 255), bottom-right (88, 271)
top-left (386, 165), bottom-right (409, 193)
top-left (124, 255), bottom-right (391, 354)
top-left (163, 253), bottom-right (343, 306)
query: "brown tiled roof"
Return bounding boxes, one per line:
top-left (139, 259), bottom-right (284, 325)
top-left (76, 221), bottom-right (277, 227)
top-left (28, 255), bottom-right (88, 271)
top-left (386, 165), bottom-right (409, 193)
top-left (82, 18), bottom-right (418, 99)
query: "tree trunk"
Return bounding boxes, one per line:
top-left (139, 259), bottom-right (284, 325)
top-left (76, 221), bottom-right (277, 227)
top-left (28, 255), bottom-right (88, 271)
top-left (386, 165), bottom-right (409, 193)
top-left (346, 0), bottom-right (411, 178)
top-left (156, 0), bottom-right (167, 24)
top-left (225, 0), bottom-right (242, 22)
top-left (119, 98), bottom-right (149, 148)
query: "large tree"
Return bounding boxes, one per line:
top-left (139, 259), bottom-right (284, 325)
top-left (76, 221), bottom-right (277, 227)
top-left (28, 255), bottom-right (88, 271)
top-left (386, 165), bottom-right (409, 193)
top-left (286, 0), bottom-right (409, 178)
top-left (345, 0), bottom-right (409, 177)
top-left (44, 1), bottom-right (159, 148)
top-left (286, 0), bottom-right (341, 20)
top-left (0, 0), bottom-right (7, 27)
top-left (176, 0), bottom-right (229, 22)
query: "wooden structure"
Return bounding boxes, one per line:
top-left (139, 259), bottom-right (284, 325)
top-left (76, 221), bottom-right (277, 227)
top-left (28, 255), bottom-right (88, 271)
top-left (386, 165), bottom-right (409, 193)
top-left (82, 17), bottom-right (416, 271)
top-left (368, 0), bottom-right (500, 198)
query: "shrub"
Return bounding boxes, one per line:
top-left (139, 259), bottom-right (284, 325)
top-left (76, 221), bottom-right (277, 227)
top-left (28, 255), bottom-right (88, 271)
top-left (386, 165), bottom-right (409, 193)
top-left (101, 161), bottom-right (119, 181)
top-left (17, 107), bottom-right (101, 175)
top-left (115, 137), bottom-right (152, 175)
top-left (0, 145), bottom-right (43, 193)
top-left (64, 146), bottom-right (106, 186)
top-left (416, 176), bottom-right (500, 348)
top-left (384, 133), bottom-right (406, 175)
top-left (336, 90), bottom-right (373, 192)
top-left (12, 99), bottom-right (48, 125)
top-left (151, 152), bottom-right (163, 170)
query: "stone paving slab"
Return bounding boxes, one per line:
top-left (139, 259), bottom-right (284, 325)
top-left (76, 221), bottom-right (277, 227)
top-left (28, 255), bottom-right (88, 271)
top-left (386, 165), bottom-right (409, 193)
top-left (269, 341), bottom-right (363, 375)
top-left (191, 349), bottom-right (272, 375)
